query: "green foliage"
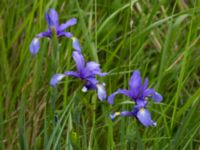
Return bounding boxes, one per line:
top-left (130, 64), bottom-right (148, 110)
top-left (0, 0), bottom-right (200, 149)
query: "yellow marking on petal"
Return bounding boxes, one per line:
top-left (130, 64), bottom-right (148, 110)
top-left (115, 112), bottom-right (121, 116)
top-left (139, 108), bottom-right (145, 115)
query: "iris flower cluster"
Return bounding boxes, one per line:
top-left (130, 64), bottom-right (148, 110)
top-left (30, 9), bottom-right (81, 55)
top-left (30, 8), bottom-right (163, 127)
top-left (108, 70), bottom-right (162, 127)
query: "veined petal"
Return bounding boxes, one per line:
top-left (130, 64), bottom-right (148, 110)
top-left (129, 70), bottom-right (142, 98)
top-left (57, 32), bottom-right (73, 38)
top-left (72, 51), bottom-right (85, 73)
top-left (136, 108), bottom-right (156, 127)
top-left (64, 71), bottom-right (80, 78)
top-left (96, 84), bottom-right (106, 101)
top-left (50, 74), bottom-right (66, 87)
top-left (59, 18), bottom-right (77, 31)
top-left (29, 38), bottom-right (40, 55)
top-left (36, 31), bottom-right (51, 38)
top-left (72, 37), bottom-right (82, 52)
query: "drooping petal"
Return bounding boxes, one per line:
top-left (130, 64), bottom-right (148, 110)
top-left (72, 51), bottom-right (85, 73)
top-left (120, 111), bottom-right (134, 117)
top-left (96, 84), bottom-right (106, 101)
top-left (143, 89), bottom-right (162, 103)
top-left (129, 70), bottom-right (142, 98)
top-left (108, 91), bottom-right (119, 105)
top-left (108, 89), bottom-right (132, 105)
top-left (72, 37), bottom-right (82, 52)
top-left (50, 74), bottom-right (66, 87)
top-left (152, 91), bottom-right (163, 103)
top-left (57, 32), bottom-right (73, 38)
top-left (136, 108), bottom-right (156, 127)
top-left (36, 31), bottom-right (51, 38)
top-left (59, 18), bottom-right (77, 31)
top-left (29, 38), bottom-right (40, 55)
top-left (64, 71), bottom-right (80, 78)
top-left (117, 89), bottom-right (131, 99)
top-left (110, 112), bottom-right (121, 121)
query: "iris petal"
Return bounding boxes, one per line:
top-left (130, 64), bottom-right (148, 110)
top-left (143, 89), bottom-right (162, 103)
top-left (50, 74), bottom-right (66, 87)
top-left (108, 91), bottom-right (119, 105)
top-left (57, 32), bottom-right (73, 38)
top-left (64, 71), bottom-right (80, 78)
top-left (129, 70), bottom-right (142, 98)
top-left (136, 108), bottom-right (156, 127)
top-left (117, 89), bottom-right (131, 99)
top-left (30, 38), bottom-right (40, 56)
top-left (96, 84), bottom-right (106, 101)
top-left (143, 77), bottom-right (148, 91)
top-left (120, 111), bottom-right (134, 117)
top-left (72, 37), bottom-right (82, 52)
top-left (72, 51), bottom-right (85, 73)
top-left (59, 18), bottom-right (77, 31)
top-left (36, 31), bottom-right (51, 38)
top-left (108, 89), bottom-right (132, 105)
top-left (85, 61), bottom-right (106, 77)
top-left (49, 9), bottom-right (59, 29)
top-left (152, 92), bottom-right (163, 103)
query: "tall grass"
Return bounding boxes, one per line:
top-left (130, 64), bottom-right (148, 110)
top-left (0, 0), bottom-right (200, 149)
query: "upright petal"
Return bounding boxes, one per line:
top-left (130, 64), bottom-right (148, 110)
top-left (129, 70), bottom-right (142, 98)
top-left (136, 108), bottom-right (156, 127)
top-left (72, 51), bottom-right (85, 73)
top-left (29, 38), bottom-right (40, 55)
top-left (50, 74), bottom-right (66, 87)
top-left (59, 18), bottom-right (77, 31)
top-left (45, 12), bottom-right (53, 30)
top-left (49, 9), bottom-right (59, 28)
top-left (96, 84), bottom-right (106, 101)
top-left (72, 37), bottom-right (82, 52)
top-left (143, 77), bottom-right (148, 91)
top-left (85, 61), bottom-right (106, 77)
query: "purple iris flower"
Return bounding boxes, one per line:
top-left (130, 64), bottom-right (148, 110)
top-left (108, 70), bottom-right (162, 127)
top-left (50, 51), bottom-right (107, 101)
top-left (29, 8), bottom-right (81, 55)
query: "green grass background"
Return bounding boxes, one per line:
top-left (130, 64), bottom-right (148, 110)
top-left (0, 0), bottom-right (200, 149)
